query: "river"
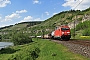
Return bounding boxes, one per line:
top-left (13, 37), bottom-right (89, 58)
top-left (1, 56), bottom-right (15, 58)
top-left (0, 42), bottom-right (14, 50)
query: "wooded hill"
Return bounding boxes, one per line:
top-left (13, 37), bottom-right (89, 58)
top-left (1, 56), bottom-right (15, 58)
top-left (0, 21), bottom-right (42, 31)
top-left (0, 8), bottom-right (90, 37)
top-left (29, 8), bottom-right (90, 36)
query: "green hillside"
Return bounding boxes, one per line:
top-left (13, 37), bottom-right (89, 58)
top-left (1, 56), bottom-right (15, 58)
top-left (0, 8), bottom-right (90, 39)
top-left (30, 8), bottom-right (90, 37)
top-left (0, 21), bottom-right (42, 31)
top-left (0, 21), bottom-right (42, 41)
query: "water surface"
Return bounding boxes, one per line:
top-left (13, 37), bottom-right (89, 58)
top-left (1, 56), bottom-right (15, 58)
top-left (0, 42), bottom-right (13, 49)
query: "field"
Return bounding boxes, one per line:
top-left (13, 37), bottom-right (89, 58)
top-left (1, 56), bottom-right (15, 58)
top-left (0, 38), bottom-right (90, 60)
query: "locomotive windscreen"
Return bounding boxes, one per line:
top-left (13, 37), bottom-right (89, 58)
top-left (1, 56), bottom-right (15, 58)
top-left (61, 28), bottom-right (69, 31)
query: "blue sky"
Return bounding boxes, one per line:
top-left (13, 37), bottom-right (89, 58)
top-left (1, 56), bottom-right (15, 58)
top-left (0, 0), bottom-right (90, 27)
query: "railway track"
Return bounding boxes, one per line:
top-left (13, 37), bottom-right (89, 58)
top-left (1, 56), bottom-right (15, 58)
top-left (67, 39), bottom-right (90, 46)
top-left (50, 39), bottom-right (90, 58)
top-left (51, 39), bottom-right (90, 46)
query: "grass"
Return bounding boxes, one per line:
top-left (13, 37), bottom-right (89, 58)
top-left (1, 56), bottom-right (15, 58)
top-left (35, 38), bottom-right (90, 60)
top-left (71, 30), bottom-right (90, 40)
top-left (0, 38), bottom-right (90, 60)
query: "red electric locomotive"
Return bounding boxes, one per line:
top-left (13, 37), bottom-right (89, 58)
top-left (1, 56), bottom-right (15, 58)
top-left (51, 25), bottom-right (71, 40)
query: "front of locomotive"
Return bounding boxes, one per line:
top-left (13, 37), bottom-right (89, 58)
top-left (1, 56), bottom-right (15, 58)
top-left (61, 26), bottom-right (71, 40)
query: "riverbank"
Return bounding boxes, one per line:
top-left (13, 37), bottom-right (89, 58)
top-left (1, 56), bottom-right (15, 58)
top-left (0, 38), bottom-right (89, 60)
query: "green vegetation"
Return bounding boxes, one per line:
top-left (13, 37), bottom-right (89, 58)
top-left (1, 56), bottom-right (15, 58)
top-left (0, 21), bottom-right (42, 42)
top-left (0, 21), bottom-right (42, 30)
top-left (11, 31), bottom-right (32, 45)
top-left (8, 47), bottom-right (40, 60)
top-left (0, 38), bottom-right (89, 60)
top-left (25, 8), bottom-right (90, 36)
top-left (82, 28), bottom-right (90, 36)
top-left (0, 7), bottom-right (90, 60)
top-left (0, 8), bottom-right (90, 38)
top-left (76, 21), bottom-right (90, 31)
top-left (36, 39), bottom-right (89, 60)
top-left (0, 44), bottom-right (40, 60)
top-left (75, 21), bottom-right (90, 36)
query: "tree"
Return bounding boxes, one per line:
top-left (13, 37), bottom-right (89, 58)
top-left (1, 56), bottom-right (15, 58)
top-left (11, 31), bottom-right (32, 45)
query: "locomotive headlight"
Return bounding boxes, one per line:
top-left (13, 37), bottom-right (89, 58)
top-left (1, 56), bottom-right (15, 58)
top-left (67, 32), bottom-right (70, 33)
top-left (62, 32), bottom-right (64, 34)
top-left (67, 32), bottom-right (70, 35)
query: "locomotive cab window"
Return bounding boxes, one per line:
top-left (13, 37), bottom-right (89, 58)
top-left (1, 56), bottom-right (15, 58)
top-left (61, 28), bottom-right (69, 31)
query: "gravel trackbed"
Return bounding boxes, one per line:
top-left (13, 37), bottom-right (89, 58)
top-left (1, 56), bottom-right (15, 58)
top-left (51, 39), bottom-right (90, 58)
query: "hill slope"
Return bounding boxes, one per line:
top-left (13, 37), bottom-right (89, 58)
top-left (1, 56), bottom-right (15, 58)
top-left (0, 21), bottom-right (42, 31)
top-left (30, 8), bottom-right (90, 36)
top-left (1, 8), bottom-right (90, 37)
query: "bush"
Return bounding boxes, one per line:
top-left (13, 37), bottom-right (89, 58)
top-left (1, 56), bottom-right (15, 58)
top-left (76, 21), bottom-right (90, 31)
top-left (82, 28), bottom-right (90, 36)
top-left (0, 47), bottom-right (16, 54)
top-left (8, 47), bottom-right (40, 60)
top-left (11, 31), bottom-right (32, 45)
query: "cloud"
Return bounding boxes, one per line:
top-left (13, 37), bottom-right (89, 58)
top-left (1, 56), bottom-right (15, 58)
top-left (62, 0), bottom-right (90, 10)
top-left (0, 9), bottom-right (27, 22)
top-left (16, 10), bottom-right (27, 14)
top-left (0, 17), bottom-right (2, 19)
top-left (20, 16), bottom-right (42, 22)
top-left (33, 0), bottom-right (41, 4)
top-left (0, 9), bottom-right (28, 27)
top-left (4, 13), bottom-right (21, 22)
top-left (0, 0), bottom-right (11, 7)
top-left (20, 16), bottom-right (33, 22)
top-left (0, 24), bottom-right (11, 27)
top-left (45, 12), bottom-right (49, 15)
top-left (0, 24), bottom-right (6, 27)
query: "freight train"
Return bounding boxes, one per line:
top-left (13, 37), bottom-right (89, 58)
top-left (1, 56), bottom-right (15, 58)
top-left (43, 25), bottom-right (71, 40)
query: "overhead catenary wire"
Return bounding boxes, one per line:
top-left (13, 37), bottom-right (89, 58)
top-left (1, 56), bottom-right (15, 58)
top-left (73, 0), bottom-right (84, 10)
top-left (72, 0), bottom-right (84, 39)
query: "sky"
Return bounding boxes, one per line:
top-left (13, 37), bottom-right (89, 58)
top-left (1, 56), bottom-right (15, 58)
top-left (0, 0), bottom-right (90, 27)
